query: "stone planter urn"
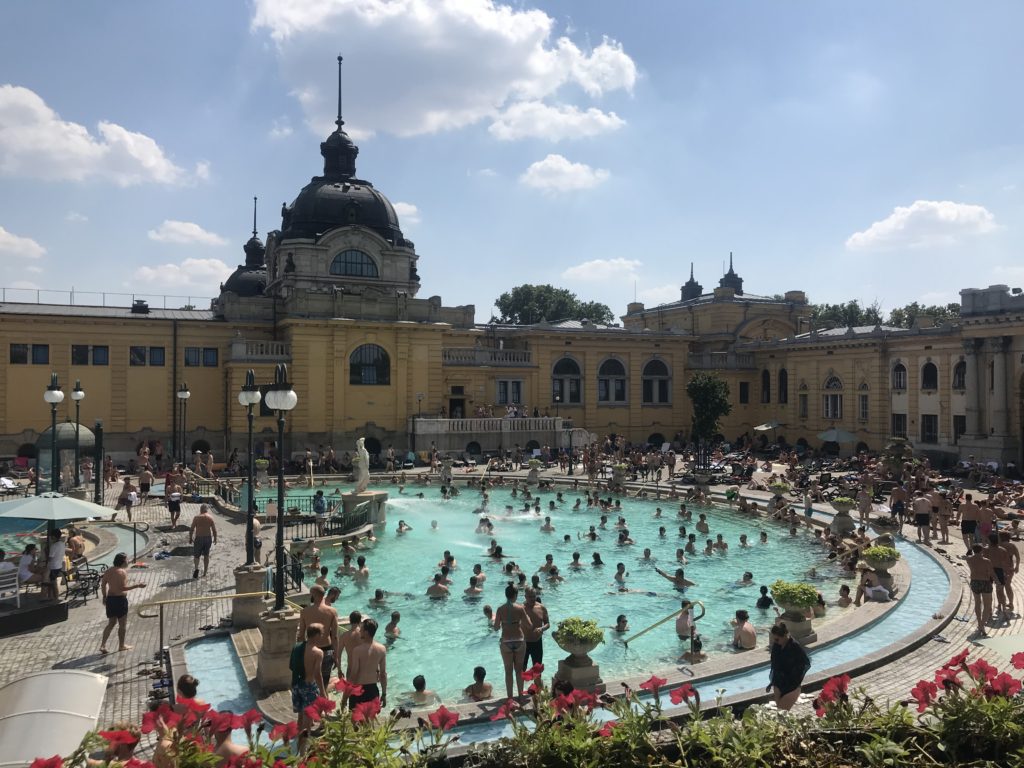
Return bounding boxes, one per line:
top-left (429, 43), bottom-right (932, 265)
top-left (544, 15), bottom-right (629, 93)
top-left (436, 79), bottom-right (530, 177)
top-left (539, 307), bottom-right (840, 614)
top-left (611, 465), bottom-right (627, 487)
top-left (775, 600), bottom-right (816, 643)
top-left (553, 633), bottom-right (600, 665)
top-left (863, 548), bottom-right (899, 590)
top-left (255, 461), bottom-right (270, 488)
top-left (552, 629), bottom-right (605, 692)
top-left (829, 499), bottom-right (856, 536)
top-left (692, 472), bottom-right (712, 487)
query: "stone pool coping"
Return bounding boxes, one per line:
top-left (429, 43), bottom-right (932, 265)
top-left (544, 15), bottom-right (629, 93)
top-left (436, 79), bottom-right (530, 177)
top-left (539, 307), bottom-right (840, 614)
top-left (78, 520), bottom-right (156, 566)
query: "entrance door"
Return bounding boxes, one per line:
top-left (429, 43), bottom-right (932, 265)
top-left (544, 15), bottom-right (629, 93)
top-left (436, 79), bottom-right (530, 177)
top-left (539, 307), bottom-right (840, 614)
top-left (449, 398), bottom-right (465, 419)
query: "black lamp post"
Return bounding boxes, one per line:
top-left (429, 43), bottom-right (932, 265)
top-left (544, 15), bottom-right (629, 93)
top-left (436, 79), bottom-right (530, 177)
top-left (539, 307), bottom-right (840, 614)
top-left (566, 423), bottom-right (574, 476)
top-left (43, 373), bottom-right (64, 492)
top-left (177, 382), bottom-right (190, 464)
top-left (554, 393), bottom-right (560, 419)
top-left (264, 364), bottom-right (297, 611)
top-left (71, 380), bottom-right (85, 487)
top-left (238, 369), bottom-right (262, 566)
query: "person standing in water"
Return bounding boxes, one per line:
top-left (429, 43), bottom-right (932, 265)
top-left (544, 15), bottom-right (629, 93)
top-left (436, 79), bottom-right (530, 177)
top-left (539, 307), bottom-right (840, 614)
top-left (493, 583), bottom-right (529, 700)
top-left (767, 622), bottom-right (810, 711)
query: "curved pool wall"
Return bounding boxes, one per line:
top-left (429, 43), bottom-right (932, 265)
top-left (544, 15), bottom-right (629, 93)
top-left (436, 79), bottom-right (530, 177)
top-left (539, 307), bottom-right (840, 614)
top-left (444, 536), bottom-right (950, 744)
top-left (87, 523), bottom-right (150, 567)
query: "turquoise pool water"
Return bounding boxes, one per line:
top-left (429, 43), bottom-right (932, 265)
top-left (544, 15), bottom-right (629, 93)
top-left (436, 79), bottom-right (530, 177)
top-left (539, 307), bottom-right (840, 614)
top-left (0, 517), bottom-right (44, 555)
top-left (185, 636), bottom-right (268, 746)
top-left (277, 484), bottom-right (850, 703)
top-left (86, 524), bottom-right (150, 567)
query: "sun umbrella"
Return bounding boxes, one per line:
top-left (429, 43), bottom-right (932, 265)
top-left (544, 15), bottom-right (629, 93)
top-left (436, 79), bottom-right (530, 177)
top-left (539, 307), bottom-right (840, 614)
top-left (817, 427), bottom-right (857, 444)
top-left (754, 421), bottom-right (782, 431)
top-left (974, 632), bottom-right (1024, 661)
top-left (0, 492), bottom-right (106, 525)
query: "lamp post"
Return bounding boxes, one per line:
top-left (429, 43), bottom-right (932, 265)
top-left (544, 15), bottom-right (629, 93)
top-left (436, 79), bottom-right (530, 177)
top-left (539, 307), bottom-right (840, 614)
top-left (566, 422), bottom-right (574, 477)
top-left (43, 373), bottom-right (64, 492)
top-left (71, 380), bottom-right (85, 487)
top-left (238, 369), bottom-right (262, 566)
top-left (554, 393), bottom-right (560, 419)
top-left (177, 383), bottom-right (190, 464)
top-left (264, 364), bottom-right (297, 611)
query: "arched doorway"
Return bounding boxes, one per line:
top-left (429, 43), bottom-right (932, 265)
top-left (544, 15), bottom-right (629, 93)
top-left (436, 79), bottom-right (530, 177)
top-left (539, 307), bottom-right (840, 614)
top-left (465, 441), bottom-right (482, 456)
top-left (190, 439), bottom-right (211, 455)
top-left (647, 433), bottom-right (665, 448)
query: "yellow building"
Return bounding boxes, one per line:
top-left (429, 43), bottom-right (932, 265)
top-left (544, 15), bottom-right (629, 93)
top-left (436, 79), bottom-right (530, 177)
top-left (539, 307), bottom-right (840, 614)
top-left (1, 112), bottom-right (1022, 469)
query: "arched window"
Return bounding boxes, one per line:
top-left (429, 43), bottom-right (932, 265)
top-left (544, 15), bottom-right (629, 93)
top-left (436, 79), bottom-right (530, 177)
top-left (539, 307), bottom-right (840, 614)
top-left (952, 360), bottom-right (966, 390)
top-left (778, 368), bottom-right (788, 404)
top-left (892, 363), bottom-right (907, 390)
top-left (598, 358), bottom-right (627, 403)
top-left (921, 362), bottom-right (938, 390)
top-left (330, 249), bottom-right (379, 278)
top-left (761, 369), bottom-right (771, 403)
top-left (642, 359), bottom-right (670, 404)
top-left (822, 375), bottom-right (843, 420)
top-left (349, 344), bottom-right (390, 385)
top-left (552, 357), bottom-right (581, 404)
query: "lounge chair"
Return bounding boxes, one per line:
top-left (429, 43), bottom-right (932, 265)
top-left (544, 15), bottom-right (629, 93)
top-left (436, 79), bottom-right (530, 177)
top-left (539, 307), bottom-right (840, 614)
top-left (0, 477), bottom-right (22, 496)
top-left (0, 570), bottom-right (19, 609)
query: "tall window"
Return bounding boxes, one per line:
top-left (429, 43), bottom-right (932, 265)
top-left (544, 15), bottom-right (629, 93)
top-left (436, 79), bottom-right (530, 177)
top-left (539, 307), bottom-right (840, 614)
top-left (952, 360), bottom-right (966, 390)
top-left (597, 358), bottom-right (627, 403)
top-left (920, 414), bottom-right (939, 443)
top-left (858, 383), bottom-right (869, 421)
top-left (921, 362), bottom-right (938, 390)
top-left (349, 344), bottom-right (390, 385)
top-left (822, 375), bottom-right (843, 420)
top-left (641, 359), bottom-right (670, 404)
top-left (552, 357), bottom-right (581, 404)
top-left (760, 369), bottom-right (771, 403)
top-left (496, 380), bottom-right (522, 405)
top-left (891, 413), bottom-right (907, 439)
top-left (798, 383), bottom-right (808, 418)
top-left (330, 249), bottom-right (379, 278)
top-left (892, 363), bottom-right (907, 390)
top-left (739, 382), bottom-right (750, 404)
top-left (953, 414), bottom-right (966, 444)
top-left (778, 368), bottom-right (788, 404)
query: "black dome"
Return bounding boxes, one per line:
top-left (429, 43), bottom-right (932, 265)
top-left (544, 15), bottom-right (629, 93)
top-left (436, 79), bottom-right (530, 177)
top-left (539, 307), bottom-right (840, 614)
top-left (222, 266), bottom-right (267, 298)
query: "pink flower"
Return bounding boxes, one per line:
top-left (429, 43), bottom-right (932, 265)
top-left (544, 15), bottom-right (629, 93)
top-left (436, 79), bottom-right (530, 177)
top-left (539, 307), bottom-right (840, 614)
top-left (598, 720), bottom-right (619, 738)
top-left (268, 721), bottom-right (299, 742)
top-left (427, 705), bottom-right (459, 731)
top-left (522, 663), bottom-right (545, 681)
top-left (490, 699), bottom-right (520, 721)
top-left (351, 699), bottom-right (381, 724)
top-left (669, 683), bottom-right (696, 705)
top-left (1011, 652), bottom-right (1024, 670)
top-left (639, 674), bottom-right (667, 694)
top-left (910, 680), bottom-right (938, 713)
top-left (985, 672), bottom-right (1023, 698)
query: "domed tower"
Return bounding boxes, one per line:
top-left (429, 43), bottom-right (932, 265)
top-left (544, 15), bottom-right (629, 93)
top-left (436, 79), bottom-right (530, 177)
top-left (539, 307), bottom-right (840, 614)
top-left (680, 263), bottom-right (703, 301)
top-left (213, 197), bottom-right (273, 321)
top-left (718, 252), bottom-right (744, 296)
top-left (266, 56), bottom-right (421, 305)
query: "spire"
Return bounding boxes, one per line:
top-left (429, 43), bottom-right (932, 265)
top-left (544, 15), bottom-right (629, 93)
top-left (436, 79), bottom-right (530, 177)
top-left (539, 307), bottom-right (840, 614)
top-left (681, 261), bottom-right (703, 301)
top-left (251, 196), bottom-right (258, 238)
top-left (718, 251), bottom-right (744, 295)
top-left (321, 54), bottom-right (359, 179)
top-left (243, 195), bottom-right (265, 267)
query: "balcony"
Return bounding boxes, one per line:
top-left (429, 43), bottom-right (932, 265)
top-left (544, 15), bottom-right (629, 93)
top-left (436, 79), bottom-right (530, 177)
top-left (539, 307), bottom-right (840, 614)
top-left (687, 351), bottom-right (756, 370)
top-left (229, 339), bottom-right (291, 362)
top-left (411, 416), bottom-right (568, 435)
top-left (408, 416), bottom-right (574, 454)
top-left (442, 348), bottom-right (533, 367)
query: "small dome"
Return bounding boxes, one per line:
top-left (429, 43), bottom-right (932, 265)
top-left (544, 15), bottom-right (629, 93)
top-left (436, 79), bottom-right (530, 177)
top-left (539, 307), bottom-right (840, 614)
top-left (222, 266), bottom-right (267, 298)
top-left (36, 421), bottom-right (96, 451)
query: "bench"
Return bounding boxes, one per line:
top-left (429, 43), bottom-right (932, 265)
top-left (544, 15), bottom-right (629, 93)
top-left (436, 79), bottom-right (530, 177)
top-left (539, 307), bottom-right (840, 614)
top-left (0, 570), bottom-right (19, 609)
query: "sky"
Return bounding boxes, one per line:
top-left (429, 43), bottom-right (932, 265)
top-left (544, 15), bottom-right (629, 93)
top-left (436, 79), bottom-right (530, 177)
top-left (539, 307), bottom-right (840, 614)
top-left (1, 1), bottom-right (1023, 322)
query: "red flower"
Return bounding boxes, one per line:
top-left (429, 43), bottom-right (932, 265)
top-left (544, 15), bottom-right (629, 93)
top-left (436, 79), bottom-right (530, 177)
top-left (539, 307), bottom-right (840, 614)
top-left (177, 697), bottom-right (211, 714)
top-left (141, 705), bottom-right (181, 734)
top-left (241, 709), bottom-right (264, 730)
top-left (269, 721), bottom-right (300, 742)
top-left (598, 720), bottom-right (619, 738)
top-left (570, 689), bottom-right (598, 711)
top-left (29, 757), bottom-right (62, 768)
top-left (967, 658), bottom-right (998, 684)
top-left (522, 663), bottom-right (545, 681)
top-left (490, 699), bottom-right (520, 721)
top-left (525, 683), bottom-right (539, 697)
top-left (123, 759), bottom-right (156, 768)
top-left (351, 699), bottom-right (381, 724)
top-left (208, 711), bottom-right (246, 733)
top-left (303, 696), bottom-right (336, 722)
top-left (822, 674), bottom-right (850, 700)
top-left (1011, 652), bottom-right (1024, 671)
top-left (639, 674), bottom-right (667, 694)
top-left (669, 683), bottom-right (696, 705)
top-left (986, 672), bottom-right (1023, 698)
top-left (551, 693), bottom-right (573, 714)
top-left (334, 676), bottom-right (364, 698)
top-left (98, 730), bottom-right (140, 747)
top-left (944, 648), bottom-right (970, 669)
top-left (910, 680), bottom-right (938, 713)
top-left (427, 705), bottom-right (460, 731)
top-left (934, 667), bottom-right (961, 690)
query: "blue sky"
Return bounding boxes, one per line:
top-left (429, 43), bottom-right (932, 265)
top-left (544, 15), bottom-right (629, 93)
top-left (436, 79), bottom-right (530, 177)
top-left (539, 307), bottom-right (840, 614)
top-left (1, 1), bottom-right (1022, 321)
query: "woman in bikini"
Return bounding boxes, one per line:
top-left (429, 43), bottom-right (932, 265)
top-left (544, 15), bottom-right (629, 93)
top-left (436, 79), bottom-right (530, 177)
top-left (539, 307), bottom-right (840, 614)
top-left (493, 583), bottom-right (529, 699)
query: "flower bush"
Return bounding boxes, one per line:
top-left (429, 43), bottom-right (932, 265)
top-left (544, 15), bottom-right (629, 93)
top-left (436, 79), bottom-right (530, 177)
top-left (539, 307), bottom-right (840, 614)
top-left (770, 579), bottom-right (819, 609)
top-left (831, 496), bottom-right (856, 506)
top-left (553, 616), bottom-right (605, 645)
top-left (863, 545), bottom-right (901, 562)
top-left (31, 650), bottom-right (1024, 768)
top-left (768, 481), bottom-right (791, 495)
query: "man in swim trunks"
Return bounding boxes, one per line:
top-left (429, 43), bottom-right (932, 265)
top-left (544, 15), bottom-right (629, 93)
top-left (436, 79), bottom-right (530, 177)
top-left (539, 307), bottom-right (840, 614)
top-left (522, 587), bottom-right (549, 670)
top-left (959, 493), bottom-right (980, 548)
top-left (911, 491), bottom-right (932, 545)
top-left (297, 584), bottom-right (339, 685)
top-left (99, 552), bottom-right (146, 654)
top-left (138, 467), bottom-right (154, 505)
top-left (290, 623), bottom-right (326, 753)
top-left (166, 480), bottom-right (183, 529)
top-left (965, 544), bottom-right (995, 637)
top-left (189, 504), bottom-right (217, 579)
top-left (986, 533), bottom-right (1013, 619)
top-left (889, 484), bottom-right (908, 526)
top-left (346, 618), bottom-right (387, 708)
top-left (998, 531), bottom-right (1019, 615)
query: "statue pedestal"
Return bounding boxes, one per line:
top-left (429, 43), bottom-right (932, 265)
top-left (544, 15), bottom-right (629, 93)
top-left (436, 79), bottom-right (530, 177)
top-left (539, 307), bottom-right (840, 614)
top-left (555, 656), bottom-right (605, 693)
top-left (256, 608), bottom-right (300, 693)
top-left (232, 565), bottom-right (268, 629)
top-left (778, 612), bottom-right (816, 644)
top-left (344, 491), bottom-right (389, 525)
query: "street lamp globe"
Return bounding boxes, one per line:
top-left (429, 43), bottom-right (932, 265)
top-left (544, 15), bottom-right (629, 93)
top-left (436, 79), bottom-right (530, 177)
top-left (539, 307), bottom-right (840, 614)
top-left (71, 382), bottom-right (85, 402)
top-left (265, 385), bottom-right (297, 412)
top-left (238, 387), bottom-right (262, 407)
top-left (43, 375), bottom-right (65, 405)
top-left (177, 384), bottom-right (191, 401)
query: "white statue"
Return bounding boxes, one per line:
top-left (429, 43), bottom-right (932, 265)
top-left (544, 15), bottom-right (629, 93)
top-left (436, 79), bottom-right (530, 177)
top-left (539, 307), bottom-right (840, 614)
top-left (353, 437), bottom-right (370, 493)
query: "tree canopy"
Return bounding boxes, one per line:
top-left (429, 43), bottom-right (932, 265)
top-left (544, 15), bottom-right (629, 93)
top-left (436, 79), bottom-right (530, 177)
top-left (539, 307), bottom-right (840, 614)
top-left (809, 300), bottom-right (960, 330)
top-left (686, 372), bottom-right (732, 443)
top-left (494, 284), bottom-right (615, 326)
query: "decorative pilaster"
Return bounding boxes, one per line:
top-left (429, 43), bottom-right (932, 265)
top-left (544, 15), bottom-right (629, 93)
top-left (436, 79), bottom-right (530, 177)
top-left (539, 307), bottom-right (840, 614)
top-left (987, 336), bottom-right (1009, 436)
top-left (962, 339), bottom-right (981, 437)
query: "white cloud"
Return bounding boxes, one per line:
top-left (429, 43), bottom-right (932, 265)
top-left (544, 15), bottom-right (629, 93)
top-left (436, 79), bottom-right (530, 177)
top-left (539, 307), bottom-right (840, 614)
top-left (468, 167), bottom-right (498, 178)
top-left (9, 280), bottom-right (40, 290)
top-left (251, 0), bottom-right (637, 138)
top-left (147, 220), bottom-right (228, 246)
top-left (519, 154), bottom-right (608, 193)
top-left (845, 200), bottom-right (997, 251)
top-left (25, 265), bottom-right (43, 274)
top-left (132, 257), bottom-right (232, 291)
top-left (65, 211), bottom-right (88, 223)
top-left (269, 116), bottom-right (293, 139)
top-left (0, 85), bottom-right (191, 186)
top-left (639, 284), bottom-right (680, 306)
top-left (194, 160), bottom-right (211, 181)
top-left (489, 101), bottom-right (624, 141)
top-left (0, 225), bottom-right (46, 259)
top-left (562, 257), bottom-right (640, 282)
top-left (393, 201), bottom-right (421, 225)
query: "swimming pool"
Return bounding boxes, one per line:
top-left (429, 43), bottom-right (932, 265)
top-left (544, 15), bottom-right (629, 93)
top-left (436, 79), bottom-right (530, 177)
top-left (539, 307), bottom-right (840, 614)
top-left (287, 484), bottom-right (850, 703)
top-left (184, 636), bottom-right (267, 746)
top-left (85, 523), bottom-right (150, 567)
top-left (0, 517), bottom-right (44, 556)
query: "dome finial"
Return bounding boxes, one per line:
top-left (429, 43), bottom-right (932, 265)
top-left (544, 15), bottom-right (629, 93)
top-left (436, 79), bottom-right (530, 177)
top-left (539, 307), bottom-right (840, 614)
top-left (252, 196), bottom-right (258, 238)
top-left (336, 55), bottom-right (344, 129)
top-left (689, 262), bottom-right (694, 280)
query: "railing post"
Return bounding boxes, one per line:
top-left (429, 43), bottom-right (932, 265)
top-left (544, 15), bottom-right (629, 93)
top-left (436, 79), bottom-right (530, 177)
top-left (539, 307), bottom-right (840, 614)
top-left (158, 604), bottom-right (165, 661)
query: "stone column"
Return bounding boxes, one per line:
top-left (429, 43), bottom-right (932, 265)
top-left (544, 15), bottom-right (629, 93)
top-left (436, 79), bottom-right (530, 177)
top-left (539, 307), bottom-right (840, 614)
top-left (256, 608), bottom-right (300, 693)
top-left (963, 339), bottom-right (982, 437)
top-left (232, 564), bottom-right (269, 629)
top-left (989, 336), bottom-right (1009, 436)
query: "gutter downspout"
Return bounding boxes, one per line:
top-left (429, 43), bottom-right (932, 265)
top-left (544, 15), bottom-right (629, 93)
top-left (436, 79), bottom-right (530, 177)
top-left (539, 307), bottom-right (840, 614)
top-left (171, 320), bottom-right (178, 465)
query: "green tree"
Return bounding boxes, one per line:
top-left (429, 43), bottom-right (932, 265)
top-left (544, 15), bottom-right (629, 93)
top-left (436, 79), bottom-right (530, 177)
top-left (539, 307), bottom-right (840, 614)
top-left (686, 372), bottom-right (732, 444)
top-left (809, 300), bottom-right (883, 330)
top-left (886, 302), bottom-right (960, 328)
top-left (494, 284), bottom-right (615, 325)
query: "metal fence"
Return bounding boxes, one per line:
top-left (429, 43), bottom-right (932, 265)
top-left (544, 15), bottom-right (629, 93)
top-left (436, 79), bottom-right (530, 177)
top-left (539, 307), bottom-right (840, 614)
top-left (255, 497), bottom-right (371, 540)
